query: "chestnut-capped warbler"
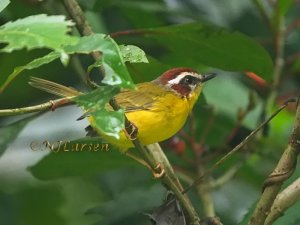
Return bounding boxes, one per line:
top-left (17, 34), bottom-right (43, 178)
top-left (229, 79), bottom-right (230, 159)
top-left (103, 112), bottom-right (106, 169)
top-left (29, 68), bottom-right (215, 151)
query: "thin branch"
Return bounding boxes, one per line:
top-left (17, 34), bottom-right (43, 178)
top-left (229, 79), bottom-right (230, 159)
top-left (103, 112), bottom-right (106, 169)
top-left (251, 0), bottom-right (274, 33)
top-left (183, 99), bottom-right (294, 194)
top-left (248, 98), bottom-right (300, 225)
top-left (0, 98), bottom-right (70, 116)
top-left (110, 29), bottom-right (161, 38)
top-left (265, 177), bottom-right (300, 225)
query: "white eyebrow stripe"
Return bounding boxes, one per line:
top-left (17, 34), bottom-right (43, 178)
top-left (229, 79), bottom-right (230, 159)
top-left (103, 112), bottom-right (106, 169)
top-left (167, 72), bottom-right (201, 85)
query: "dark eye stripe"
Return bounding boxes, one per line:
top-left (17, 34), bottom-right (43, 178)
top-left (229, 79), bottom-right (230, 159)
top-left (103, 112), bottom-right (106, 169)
top-left (180, 75), bottom-right (200, 86)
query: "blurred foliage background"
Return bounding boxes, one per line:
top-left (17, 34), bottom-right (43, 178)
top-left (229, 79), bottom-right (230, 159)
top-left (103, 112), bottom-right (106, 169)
top-left (1, 0), bottom-right (300, 225)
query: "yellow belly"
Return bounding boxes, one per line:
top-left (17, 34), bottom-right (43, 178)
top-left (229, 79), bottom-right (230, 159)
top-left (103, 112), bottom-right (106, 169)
top-left (89, 87), bottom-right (201, 152)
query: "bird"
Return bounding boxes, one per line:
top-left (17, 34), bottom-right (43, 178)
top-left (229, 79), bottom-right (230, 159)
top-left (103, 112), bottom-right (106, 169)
top-left (29, 68), bottom-right (215, 151)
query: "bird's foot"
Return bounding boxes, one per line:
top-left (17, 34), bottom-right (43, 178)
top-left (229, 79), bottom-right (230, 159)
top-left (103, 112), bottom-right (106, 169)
top-left (152, 163), bottom-right (165, 178)
top-left (125, 121), bottom-right (138, 140)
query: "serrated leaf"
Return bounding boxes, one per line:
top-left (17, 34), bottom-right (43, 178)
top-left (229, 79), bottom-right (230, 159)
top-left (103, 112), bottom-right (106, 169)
top-left (137, 23), bottom-right (273, 80)
top-left (29, 137), bottom-right (137, 180)
top-left (65, 34), bottom-right (135, 88)
top-left (74, 85), bottom-right (125, 138)
top-left (0, 0), bottom-right (9, 13)
top-left (0, 14), bottom-right (77, 53)
top-left (119, 44), bottom-right (149, 63)
top-left (1, 33), bottom-right (135, 92)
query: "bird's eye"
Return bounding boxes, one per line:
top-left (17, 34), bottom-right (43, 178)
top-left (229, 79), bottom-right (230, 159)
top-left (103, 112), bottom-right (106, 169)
top-left (181, 75), bottom-right (196, 85)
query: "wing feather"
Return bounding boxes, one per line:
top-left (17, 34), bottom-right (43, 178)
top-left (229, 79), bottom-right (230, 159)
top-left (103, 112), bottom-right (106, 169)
top-left (115, 83), bottom-right (163, 112)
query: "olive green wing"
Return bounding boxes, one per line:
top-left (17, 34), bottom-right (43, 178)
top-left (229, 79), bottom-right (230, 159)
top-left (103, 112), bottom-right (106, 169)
top-left (115, 83), bottom-right (162, 112)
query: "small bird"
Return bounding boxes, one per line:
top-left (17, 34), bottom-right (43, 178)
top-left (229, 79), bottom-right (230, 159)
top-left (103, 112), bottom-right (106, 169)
top-left (29, 68), bottom-right (215, 151)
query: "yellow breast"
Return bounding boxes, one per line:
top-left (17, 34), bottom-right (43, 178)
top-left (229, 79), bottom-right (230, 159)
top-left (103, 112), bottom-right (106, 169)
top-left (90, 83), bottom-right (203, 152)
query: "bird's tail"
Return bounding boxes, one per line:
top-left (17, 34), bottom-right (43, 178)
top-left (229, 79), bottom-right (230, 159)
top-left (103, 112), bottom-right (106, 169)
top-left (29, 77), bottom-right (81, 97)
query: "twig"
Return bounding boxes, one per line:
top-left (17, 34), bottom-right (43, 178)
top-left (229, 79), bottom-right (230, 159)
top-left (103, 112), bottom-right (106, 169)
top-left (183, 99), bottom-right (294, 194)
top-left (251, 0), bottom-right (274, 33)
top-left (110, 29), bottom-right (161, 38)
top-left (248, 97), bottom-right (300, 225)
top-left (0, 98), bottom-right (70, 116)
top-left (264, 2), bottom-right (286, 116)
top-left (264, 177), bottom-right (300, 225)
top-left (61, 0), bottom-right (201, 224)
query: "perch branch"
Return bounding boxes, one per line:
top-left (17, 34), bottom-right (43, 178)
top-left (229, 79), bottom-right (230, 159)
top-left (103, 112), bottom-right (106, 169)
top-left (264, 177), bottom-right (300, 225)
top-left (248, 98), bottom-right (300, 225)
top-left (0, 98), bottom-right (71, 116)
top-left (62, 0), bottom-right (201, 224)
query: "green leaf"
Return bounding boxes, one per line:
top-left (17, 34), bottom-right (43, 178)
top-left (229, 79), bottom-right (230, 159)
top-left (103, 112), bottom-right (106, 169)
top-left (139, 23), bottom-right (273, 80)
top-left (0, 52), bottom-right (60, 92)
top-left (0, 115), bottom-right (35, 157)
top-left (88, 184), bottom-right (164, 225)
top-left (74, 86), bottom-right (125, 138)
top-left (1, 33), bottom-right (135, 92)
top-left (16, 185), bottom-right (66, 225)
top-left (0, 0), bottom-right (9, 13)
top-left (65, 34), bottom-right (135, 88)
top-left (91, 109), bottom-right (125, 139)
top-left (119, 44), bottom-right (149, 63)
top-left (29, 137), bottom-right (137, 180)
top-left (0, 14), bottom-right (77, 53)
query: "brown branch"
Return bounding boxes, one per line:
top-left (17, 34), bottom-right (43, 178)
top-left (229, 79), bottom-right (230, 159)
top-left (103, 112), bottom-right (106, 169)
top-left (0, 98), bottom-right (71, 116)
top-left (61, 0), bottom-right (201, 224)
top-left (248, 98), bottom-right (300, 225)
top-left (265, 177), bottom-right (300, 225)
top-left (183, 99), bottom-right (294, 194)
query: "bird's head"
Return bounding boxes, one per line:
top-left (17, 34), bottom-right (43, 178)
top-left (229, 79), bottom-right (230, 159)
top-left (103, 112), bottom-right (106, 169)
top-left (155, 68), bottom-right (216, 98)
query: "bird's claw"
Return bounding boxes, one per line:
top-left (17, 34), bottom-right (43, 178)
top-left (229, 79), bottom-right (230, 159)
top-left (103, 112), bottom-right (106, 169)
top-left (152, 163), bottom-right (165, 178)
top-left (125, 122), bottom-right (138, 140)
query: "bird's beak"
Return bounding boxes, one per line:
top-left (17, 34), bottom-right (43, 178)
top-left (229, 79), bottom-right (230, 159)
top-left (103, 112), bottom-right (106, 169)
top-left (201, 73), bottom-right (216, 83)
